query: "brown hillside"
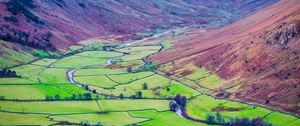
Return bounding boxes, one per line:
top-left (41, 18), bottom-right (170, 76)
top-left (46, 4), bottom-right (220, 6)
top-left (150, 0), bottom-right (300, 115)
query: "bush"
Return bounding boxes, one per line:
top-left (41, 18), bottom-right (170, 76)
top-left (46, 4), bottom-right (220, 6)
top-left (31, 50), bottom-right (59, 58)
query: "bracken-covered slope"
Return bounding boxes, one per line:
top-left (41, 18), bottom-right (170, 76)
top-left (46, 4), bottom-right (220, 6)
top-left (0, 0), bottom-right (277, 51)
top-left (151, 0), bottom-right (300, 116)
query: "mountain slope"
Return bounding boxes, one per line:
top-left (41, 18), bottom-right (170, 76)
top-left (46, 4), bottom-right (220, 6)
top-left (151, 0), bottom-right (300, 115)
top-left (0, 0), bottom-right (277, 52)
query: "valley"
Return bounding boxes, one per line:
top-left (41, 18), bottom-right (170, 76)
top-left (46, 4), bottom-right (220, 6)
top-left (1, 0), bottom-right (300, 125)
top-left (0, 29), bottom-right (299, 125)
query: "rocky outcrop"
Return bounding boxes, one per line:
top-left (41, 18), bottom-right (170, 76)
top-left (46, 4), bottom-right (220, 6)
top-left (266, 22), bottom-right (300, 46)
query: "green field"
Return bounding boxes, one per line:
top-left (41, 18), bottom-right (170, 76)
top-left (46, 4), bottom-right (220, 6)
top-left (74, 75), bottom-right (118, 88)
top-left (0, 84), bottom-right (86, 100)
top-left (0, 112), bottom-right (53, 125)
top-left (121, 50), bottom-right (158, 61)
top-left (187, 95), bottom-right (298, 126)
top-left (0, 78), bottom-right (37, 85)
top-left (0, 40), bottom-right (36, 68)
top-left (0, 101), bottom-right (101, 114)
top-left (108, 72), bottom-right (154, 84)
top-left (129, 110), bottom-right (204, 126)
top-left (74, 68), bottom-right (127, 76)
top-left (74, 51), bottom-right (122, 58)
top-left (51, 112), bottom-right (147, 125)
top-left (99, 99), bottom-right (169, 111)
top-left (12, 64), bottom-right (46, 77)
top-left (52, 56), bottom-right (106, 68)
top-left (264, 112), bottom-right (300, 126)
top-left (88, 74), bottom-right (200, 98)
top-left (31, 58), bottom-right (57, 66)
top-left (38, 68), bottom-right (69, 83)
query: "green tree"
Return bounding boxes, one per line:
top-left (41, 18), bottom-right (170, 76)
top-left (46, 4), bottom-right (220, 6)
top-left (119, 93), bottom-right (124, 99)
top-left (142, 83), bottom-right (148, 90)
top-left (45, 95), bottom-right (52, 101)
top-left (83, 93), bottom-right (92, 100)
top-left (54, 94), bottom-right (60, 100)
top-left (137, 91), bottom-right (143, 99)
top-left (216, 112), bottom-right (223, 123)
top-left (78, 94), bottom-right (82, 100)
top-left (206, 113), bottom-right (216, 124)
top-left (127, 67), bottom-right (132, 73)
top-left (71, 94), bottom-right (76, 100)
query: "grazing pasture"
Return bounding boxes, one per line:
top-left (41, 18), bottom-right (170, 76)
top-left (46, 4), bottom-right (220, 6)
top-left (74, 75), bottom-right (118, 88)
top-left (51, 112), bottom-right (147, 125)
top-left (0, 101), bottom-right (100, 114)
top-left (129, 110), bottom-right (202, 126)
top-left (0, 112), bottom-right (53, 125)
top-left (99, 99), bottom-right (169, 111)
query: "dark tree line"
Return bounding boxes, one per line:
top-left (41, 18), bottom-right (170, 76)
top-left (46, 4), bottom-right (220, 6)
top-left (223, 117), bottom-right (272, 126)
top-left (0, 69), bottom-right (18, 78)
top-left (45, 93), bottom-right (92, 101)
top-left (206, 112), bottom-right (273, 126)
top-left (0, 24), bottom-right (54, 50)
top-left (0, 96), bottom-right (5, 100)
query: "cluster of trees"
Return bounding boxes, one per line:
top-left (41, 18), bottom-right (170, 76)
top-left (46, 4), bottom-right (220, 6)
top-left (118, 91), bottom-right (143, 99)
top-left (45, 93), bottom-right (92, 101)
top-left (127, 62), bottom-right (158, 73)
top-left (0, 24), bottom-right (54, 50)
top-left (206, 112), bottom-right (224, 124)
top-left (138, 62), bottom-right (158, 72)
top-left (0, 69), bottom-right (18, 78)
top-left (206, 112), bottom-right (273, 126)
top-left (6, 0), bottom-right (44, 24)
top-left (3, 16), bottom-right (19, 23)
top-left (130, 91), bottom-right (143, 99)
top-left (169, 94), bottom-right (187, 112)
top-left (0, 96), bottom-right (5, 100)
top-left (80, 120), bottom-right (103, 126)
top-left (223, 117), bottom-right (273, 126)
